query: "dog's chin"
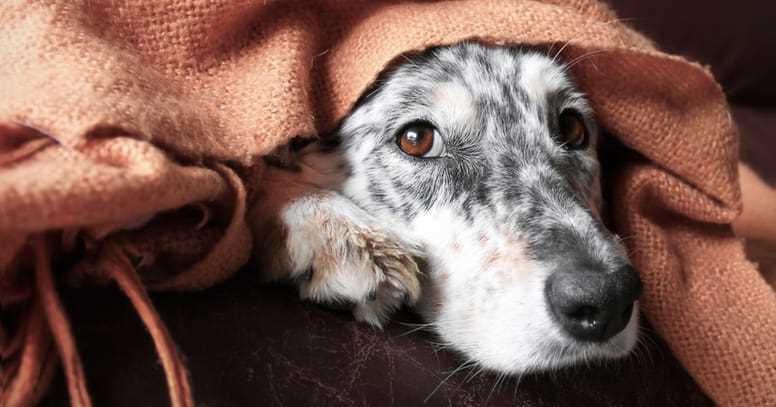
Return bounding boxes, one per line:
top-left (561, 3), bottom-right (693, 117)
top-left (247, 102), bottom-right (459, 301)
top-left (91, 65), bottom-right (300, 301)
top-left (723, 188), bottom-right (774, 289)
top-left (429, 303), bottom-right (640, 376)
top-left (534, 304), bottom-right (641, 372)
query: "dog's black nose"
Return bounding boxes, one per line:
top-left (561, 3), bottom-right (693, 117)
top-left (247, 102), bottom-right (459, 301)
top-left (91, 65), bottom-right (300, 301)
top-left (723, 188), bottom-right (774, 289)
top-left (545, 265), bottom-right (641, 342)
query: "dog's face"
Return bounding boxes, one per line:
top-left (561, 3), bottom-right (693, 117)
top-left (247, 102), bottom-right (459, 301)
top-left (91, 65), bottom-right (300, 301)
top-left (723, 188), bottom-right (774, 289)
top-left (337, 43), bottom-right (641, 373)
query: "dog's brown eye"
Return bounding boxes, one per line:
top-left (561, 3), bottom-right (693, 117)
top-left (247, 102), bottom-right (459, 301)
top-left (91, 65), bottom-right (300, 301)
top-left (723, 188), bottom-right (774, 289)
top-left (397, 122), bottom-right (444, 158)
top-left (559, 110), bottom-right (588, 149)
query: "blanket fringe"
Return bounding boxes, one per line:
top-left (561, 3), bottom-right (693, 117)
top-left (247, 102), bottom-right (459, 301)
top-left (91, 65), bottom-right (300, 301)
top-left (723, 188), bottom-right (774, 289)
top-left (1, 236), bottom-right (195, 407)
top-left (1, 161), bottom-right (251, 406)
top-left (33, 237), bottom-right (92, 407)
top-left (104, 242), bottom-right (194, 407)
top-left (0, 300), bottom-right (58, 407)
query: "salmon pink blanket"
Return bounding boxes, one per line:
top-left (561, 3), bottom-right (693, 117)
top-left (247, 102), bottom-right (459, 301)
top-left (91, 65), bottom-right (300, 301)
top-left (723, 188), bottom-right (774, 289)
top-left (1, 1), bottom-right (774, 406)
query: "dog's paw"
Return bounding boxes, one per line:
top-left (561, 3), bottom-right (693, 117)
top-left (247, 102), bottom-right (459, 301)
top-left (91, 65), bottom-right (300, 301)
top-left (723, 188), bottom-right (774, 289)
top-left (348, 231), bottom-right (422, 327)
top-left (285, 208), bottom-right (422, 327)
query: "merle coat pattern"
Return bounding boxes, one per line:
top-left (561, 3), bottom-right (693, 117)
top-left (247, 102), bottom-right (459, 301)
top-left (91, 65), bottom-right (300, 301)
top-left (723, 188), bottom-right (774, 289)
top-left (252, 42), bottom-right (641, 374)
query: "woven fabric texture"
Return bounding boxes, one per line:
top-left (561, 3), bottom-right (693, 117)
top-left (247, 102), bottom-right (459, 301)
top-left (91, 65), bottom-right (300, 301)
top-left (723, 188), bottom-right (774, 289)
top-left (1, 1), bottom-right (773, 406)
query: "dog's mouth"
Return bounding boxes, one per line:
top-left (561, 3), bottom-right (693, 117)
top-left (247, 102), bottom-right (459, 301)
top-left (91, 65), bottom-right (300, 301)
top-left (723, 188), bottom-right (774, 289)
top-left (420, 302), bottom-right (640, 375)
top-left (478, 301), bottom-right (640, 375)
top-left (414, 257), bottom-right (641, 375)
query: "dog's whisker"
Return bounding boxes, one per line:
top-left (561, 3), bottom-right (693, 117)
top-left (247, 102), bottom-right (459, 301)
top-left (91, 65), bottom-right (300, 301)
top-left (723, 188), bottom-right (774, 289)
top-left (424, 359), bottom-right (476, 403)
top-left (511, 370), bottom-right (525, 402)
top-left (395, 320), bottom-right (432, 327)
top-left (463, 365), bottom-right (488, 385)
top-left (484, 371), bottom-right (506, 405)
top-left (550, 40), bottom-right (573, 65)
top-left (636, 326), bottom-right (658, 367)
top-left (561, 49), bottom-right (609, 73)
top-left (614, 233), bottom-right (636, 244)
top-left (461, 362), bottom-right (483, 383)
top-left (395, 322), bottom-right (436, 337)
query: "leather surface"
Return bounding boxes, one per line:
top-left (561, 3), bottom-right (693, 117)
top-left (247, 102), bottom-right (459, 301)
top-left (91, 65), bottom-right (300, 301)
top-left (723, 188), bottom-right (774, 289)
top-left (44, 270), bottom-right (712, 406)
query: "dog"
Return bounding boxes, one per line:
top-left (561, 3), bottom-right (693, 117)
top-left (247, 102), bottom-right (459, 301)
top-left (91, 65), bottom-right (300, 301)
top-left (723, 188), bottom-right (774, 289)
top-left (251, 41), bottom-right (642, 375)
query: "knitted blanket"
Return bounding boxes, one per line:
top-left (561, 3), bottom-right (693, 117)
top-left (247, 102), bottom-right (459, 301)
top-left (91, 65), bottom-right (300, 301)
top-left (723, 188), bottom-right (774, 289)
top-left (1, 1), bottom-right (774, 406)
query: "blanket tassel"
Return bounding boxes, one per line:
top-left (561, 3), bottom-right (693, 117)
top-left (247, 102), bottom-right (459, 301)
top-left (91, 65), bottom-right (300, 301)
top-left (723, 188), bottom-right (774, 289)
top-left (104, 242), bottom-right (194, 407)
top-left (33, 237), bottom-right (93, 407)
top-left (26, 237), bottom-right (193, 407)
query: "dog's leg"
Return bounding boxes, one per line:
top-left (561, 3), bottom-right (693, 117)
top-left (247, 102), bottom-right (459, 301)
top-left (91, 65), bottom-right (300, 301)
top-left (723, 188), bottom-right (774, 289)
top-left (251, 168), bottom-right (422, 327)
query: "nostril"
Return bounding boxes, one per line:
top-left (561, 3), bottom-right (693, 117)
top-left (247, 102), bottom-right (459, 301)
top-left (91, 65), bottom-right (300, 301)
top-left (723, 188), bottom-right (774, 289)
top-left (556, 301), bottom-right (633, 342)
top-left (568, 305), bottom-right (599, 324)
top-left (567, 305), bottom-right (605, 332)
top-left (569, 305), bottom-right (597, 320)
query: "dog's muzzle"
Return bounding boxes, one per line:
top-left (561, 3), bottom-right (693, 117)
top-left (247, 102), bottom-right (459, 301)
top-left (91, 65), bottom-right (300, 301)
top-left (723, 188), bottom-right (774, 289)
top-left (545, 265), bottom-right (642, 342)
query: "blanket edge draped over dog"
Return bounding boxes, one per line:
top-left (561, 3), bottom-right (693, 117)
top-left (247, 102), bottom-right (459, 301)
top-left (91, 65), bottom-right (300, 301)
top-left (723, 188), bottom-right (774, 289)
top-left (1, 0), bottom-right (774, 405)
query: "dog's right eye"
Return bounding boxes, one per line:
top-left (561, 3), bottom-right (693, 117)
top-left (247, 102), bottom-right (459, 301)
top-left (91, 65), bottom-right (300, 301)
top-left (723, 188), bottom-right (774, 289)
top-left (558, 109), bottom-right (588, 149)
top-left (396, 122), bottom-right (445, 158)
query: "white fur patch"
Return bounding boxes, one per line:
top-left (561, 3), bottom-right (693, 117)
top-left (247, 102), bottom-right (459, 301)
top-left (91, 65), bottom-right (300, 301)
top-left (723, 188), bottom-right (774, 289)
top-left (433, 81), bottom-right (476, 125)
top-left (518, 53), bottom-right (570, 105)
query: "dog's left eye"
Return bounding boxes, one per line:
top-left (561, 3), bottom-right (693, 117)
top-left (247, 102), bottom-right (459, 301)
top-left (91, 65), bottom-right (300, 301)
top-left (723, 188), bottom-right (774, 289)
top-left (396, 122), bottom-right (445, 158)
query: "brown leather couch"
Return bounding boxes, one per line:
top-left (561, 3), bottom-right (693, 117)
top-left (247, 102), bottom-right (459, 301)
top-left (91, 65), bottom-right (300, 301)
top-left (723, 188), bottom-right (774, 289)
top-left (43, 1), bottom-right (775, 405)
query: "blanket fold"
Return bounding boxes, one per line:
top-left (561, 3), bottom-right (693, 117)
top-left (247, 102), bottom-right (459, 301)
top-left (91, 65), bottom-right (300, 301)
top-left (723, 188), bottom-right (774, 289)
top-left (1, 1), bottom-right (774, 405)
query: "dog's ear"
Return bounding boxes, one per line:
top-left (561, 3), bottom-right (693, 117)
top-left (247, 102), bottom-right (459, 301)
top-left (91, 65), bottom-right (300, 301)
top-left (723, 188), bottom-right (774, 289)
top-left (598, 130), bottom-right (645, 173)
top-left (351, 48), bottom-right (429, 110)
top-left (597, 130), bottom-right (644, 225)
top-left (263, 135), bottom-right (319, 171)
top-left (263, 142), bottom-right (299, 171)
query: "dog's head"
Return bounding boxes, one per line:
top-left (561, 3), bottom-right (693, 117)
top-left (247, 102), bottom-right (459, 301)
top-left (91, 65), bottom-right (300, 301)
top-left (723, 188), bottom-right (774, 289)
top-left (336, 42), bottom-right (641, 373)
